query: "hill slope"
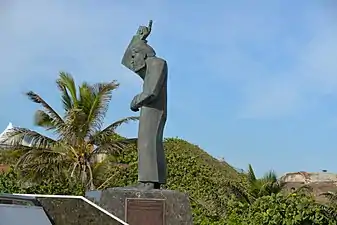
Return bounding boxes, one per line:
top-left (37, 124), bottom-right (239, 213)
top-left (0, 137), bottom-right (245, 224)
top-left (97, 138), bottom-right (245, 224)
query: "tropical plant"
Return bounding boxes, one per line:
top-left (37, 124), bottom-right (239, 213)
top-left (0, 167), bottom-right (85, 195)
top-left (0, 72), bottom-right (138, 190)
top-left (247, 164), bottom-right (285, 199)
top-left (228, 164), bottom-right (285, 204)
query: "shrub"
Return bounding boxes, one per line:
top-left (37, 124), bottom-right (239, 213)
top-left (225, 193), bottom-right (337, 225)
top-left (0, 168), bottom-right (84, 196)
top-left (97, 138), bottom-right (245, 224)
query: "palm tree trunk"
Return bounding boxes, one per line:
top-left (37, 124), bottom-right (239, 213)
top-left (80, 164), bottom-right (88, 187)
top-left (86, 161), bottom-right (95, 190)
top-left (70, 162), bottom-right (79, 177)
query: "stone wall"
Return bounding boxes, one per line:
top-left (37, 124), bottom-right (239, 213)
top-left (281, 172), bottom-right (337, 183)
top-left (281, 171), bottom-right (337, 203)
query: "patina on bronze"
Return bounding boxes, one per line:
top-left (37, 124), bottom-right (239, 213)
top-left (125, 198), bottom-right (165, 225)
top-left (121, 20), bottom-right (167, 190)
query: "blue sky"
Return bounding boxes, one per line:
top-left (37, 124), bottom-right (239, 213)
top-left (0, 0), bottom-right (336, 177)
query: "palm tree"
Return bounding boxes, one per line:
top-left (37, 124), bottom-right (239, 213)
top-left (1, 72), bottom-right (138, 190)
top-left (228, 164), bottom-right (285, 204)
top-left (247, 164), bottom-right (285, 200)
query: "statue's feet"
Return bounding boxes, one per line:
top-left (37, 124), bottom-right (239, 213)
top-left (125, 182), bottom-right (161, 190)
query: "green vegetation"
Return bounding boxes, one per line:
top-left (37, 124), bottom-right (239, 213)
top-left (2, 138), bottom-right (337, 224)
top-left (0, 167), bottom-right (84, 195)
top-left (0, 74), bottom-right (336, 224)
top-left (226, 192), bottom-right (337, 225)
top-left (92, 138), bottom-right (246, 224)
top-left (0, 72), bottom-right (138, 190)
top-left (226, 164), bottom-right (285, 205)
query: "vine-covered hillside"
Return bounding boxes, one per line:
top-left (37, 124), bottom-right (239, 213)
top-left (0, 137), bottom-right (246, 223)
top-left (98, 138), bottom-right (246, 224)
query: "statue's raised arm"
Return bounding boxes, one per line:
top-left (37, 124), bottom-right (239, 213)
top-left (128, 20), bottom-right (153, 48)
top-left (136, 20), bottom-right (152, 40)
top-left (122, 20), bottom-right (156, 71)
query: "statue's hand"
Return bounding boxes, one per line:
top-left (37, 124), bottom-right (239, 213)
top-left (136, 20), bottom-right (153, 40)
top-left (130, 95), bottom-right (139, 112)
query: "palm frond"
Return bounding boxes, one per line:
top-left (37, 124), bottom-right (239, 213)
top-left (259, 180), bottom-right (282, 196)
top-left (34, 110), bottom-right (55, 130)
top-left (90, 116), bottom-right (138, 144)
top-left (1, 127), bottom-right (56, 149)
top-left (101, 116), bottom-right (139, 133)
top-left (262, 170), bottom-right (278, 183)
top-left (85, 81), bottom-right (120, 134)
top-left (56, 76), bottom-right (73, 111)
top-left (92, 156), bottom-right (111, 173)
top-left (78, 82), bottom-right (92, 114)
top-left (60, 107), bottom-right (87, 143)
top-left (247, 164), bottom-right (257, 183)
top-left (26, 91), bottom-right (64, 130)
top-left (57, 72), bottom-right (78, 107)
top-left (15, 147), bottom-right (70, 182)
top-left (77, 82), bottom-right (97, 138)
top-left (92, 138), bottom-right (137, 155)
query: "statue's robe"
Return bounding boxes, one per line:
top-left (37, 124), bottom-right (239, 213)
top-left (133, 57), bottom-right (167, 184)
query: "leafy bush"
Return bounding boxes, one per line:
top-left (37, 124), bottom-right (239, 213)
top-left (0, 168), bottom-right (84, 196)
top-left (0, 150), bottom-right (23, 165)
top-left (3, 138), bottom-right (337, 225)
top-left (96, 138), bottom-right (245, 224)
top-left (225, 193), bottom-right (337, 225)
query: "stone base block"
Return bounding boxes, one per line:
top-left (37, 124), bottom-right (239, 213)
top-left (37, 197), bottom-right (119, 225)
top-left (86, 188), bottom-right (193, 225)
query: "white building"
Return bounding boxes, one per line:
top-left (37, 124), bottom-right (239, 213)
top-left (0, 123), bottom-right (14, 146)
top-left (0, 123), bottom-right (30, 147)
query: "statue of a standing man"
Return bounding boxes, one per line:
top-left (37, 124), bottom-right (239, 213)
top-left (121, 21), bottom-right (167, 190)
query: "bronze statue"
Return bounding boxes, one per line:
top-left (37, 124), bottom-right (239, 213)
top-left (121, 20), bottom-right (167, 190)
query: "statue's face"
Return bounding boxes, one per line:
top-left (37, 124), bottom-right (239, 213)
top-left (131, 48), bottom-right (146, 72)
top-left (121, 41), bottom-right (155, 74)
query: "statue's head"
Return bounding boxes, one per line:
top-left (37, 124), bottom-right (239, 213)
top-left (122, 40), bottom-right (156, 72)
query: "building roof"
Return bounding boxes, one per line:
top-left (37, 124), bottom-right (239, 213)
top-left (280, 171), bottom-right (337, 183)
top-left (0, 123), bottom-right (13, 143)
top-left (0, 122), bottom-right (31, 147)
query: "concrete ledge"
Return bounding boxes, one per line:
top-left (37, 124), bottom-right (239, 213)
top-left (13, 194), bottom-right (128, 225)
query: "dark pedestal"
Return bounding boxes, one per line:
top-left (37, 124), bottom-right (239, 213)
top-left (86, 188), bottom-right (193, 225)
top-left (37, 198), bottom-right (122, 225)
